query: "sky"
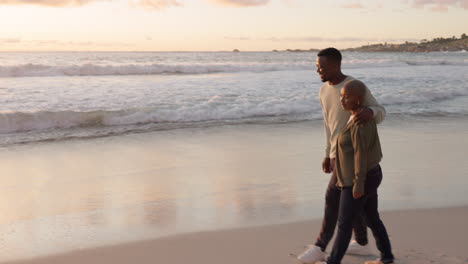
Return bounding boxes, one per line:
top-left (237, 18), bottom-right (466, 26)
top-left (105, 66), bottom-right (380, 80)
top-left (0, 0), bottom-right (466, 51)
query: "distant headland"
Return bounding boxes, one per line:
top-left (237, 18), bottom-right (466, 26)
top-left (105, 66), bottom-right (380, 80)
top-left (278, 34), bottom-right (468, 53)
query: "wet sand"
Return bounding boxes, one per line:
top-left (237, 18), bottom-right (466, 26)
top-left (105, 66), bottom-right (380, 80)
top-left (1, 117), bottom-right (467, 262)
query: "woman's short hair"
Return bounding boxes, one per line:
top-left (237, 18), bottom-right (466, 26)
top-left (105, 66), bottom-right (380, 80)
top-left (343, 80), bottom-right (367, 97)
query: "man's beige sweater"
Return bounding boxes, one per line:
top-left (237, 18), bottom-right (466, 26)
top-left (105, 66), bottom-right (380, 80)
top-left (319, 76), bottom-right (385, 159)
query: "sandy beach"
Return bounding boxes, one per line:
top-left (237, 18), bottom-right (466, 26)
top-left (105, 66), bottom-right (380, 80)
top-left (1, 1), bottom-right (467, 261)
top-left (4, 206), bottom-right (467, 264)
top-left (1, 117), bottom-right (468, 263)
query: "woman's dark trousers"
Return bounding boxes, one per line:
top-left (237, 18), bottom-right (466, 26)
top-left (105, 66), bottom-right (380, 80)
top-left (314, 170), bottom-right (368, 251)
top-left (326, 165), bottom-right (394, 264)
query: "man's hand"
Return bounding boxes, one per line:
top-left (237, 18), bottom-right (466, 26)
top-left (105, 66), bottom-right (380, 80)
top-left (353, 191), bottom-right (364, 199)
top-left (354, 107), bottom-right (374, 125)
top-left (322, 157), bottom-right (335, 173)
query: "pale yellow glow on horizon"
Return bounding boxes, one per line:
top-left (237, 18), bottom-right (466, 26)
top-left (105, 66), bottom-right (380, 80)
top-left (0, 0), bottom-right (466, 51)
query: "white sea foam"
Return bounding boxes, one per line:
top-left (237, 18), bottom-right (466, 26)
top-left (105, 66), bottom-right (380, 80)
top-left (378, 87), bottom-right (468, 105)
top-left (1, 82), bottom-right (467, 135)
top-left (0, 98), bottom-right (319, 134)
top-left (0, 51), bottom-right (467, 146)
top-left (0, 62), bottom-right (312, 77)
top-left (0, 57), bottom-right (466, 78)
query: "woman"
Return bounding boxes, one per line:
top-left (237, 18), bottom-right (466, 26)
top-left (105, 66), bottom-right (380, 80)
top-left (319, 80), bottom-right (394, 264)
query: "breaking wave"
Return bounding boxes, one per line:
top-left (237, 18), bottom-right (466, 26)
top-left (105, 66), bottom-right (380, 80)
top-left (1, 59), bottom-right (466, 78)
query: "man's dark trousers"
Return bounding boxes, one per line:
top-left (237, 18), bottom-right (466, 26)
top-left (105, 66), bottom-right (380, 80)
top-left (314, 170), bottom-right (368, 251)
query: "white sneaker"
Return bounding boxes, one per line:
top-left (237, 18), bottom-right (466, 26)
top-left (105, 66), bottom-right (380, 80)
top-left (296, 245), bottom-right (325, 264)
top-left (346, 240), bottom-right (373, 256)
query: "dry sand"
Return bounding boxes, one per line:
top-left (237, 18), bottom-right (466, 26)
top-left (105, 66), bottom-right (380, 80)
top-left (4, 206), bottom-right (467, 264)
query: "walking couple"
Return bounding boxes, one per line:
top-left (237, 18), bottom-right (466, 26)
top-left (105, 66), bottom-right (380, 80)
top-left (296, 48), bottom-right (394, 264)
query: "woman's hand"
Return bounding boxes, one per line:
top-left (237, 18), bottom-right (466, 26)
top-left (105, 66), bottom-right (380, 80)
top-left (353, 191), bottom-right (364, 199)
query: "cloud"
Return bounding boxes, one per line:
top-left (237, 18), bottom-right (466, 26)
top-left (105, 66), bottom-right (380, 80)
top-left (340, 2), bottom-right (387, 10)
top-left (11, 39), bottom-right (133, 47)
top-left (0, 0), bottom-right (106, 7)
top-left (261, 36), bottom-right (420, 43)
top-left (430, 4), bottom-right (448, 11)
top-left (26, 40), bottom-right (93, 46)
top-left (0, 0), bottom-right (278, 8)
top-left (224, 36), bottom-right (251, 40)
top-left (209, 0), bottom-right (270, 7)
top-left (0, 38), bottom-right (21, 44)
top-left (408, 0), bottom-right (468, 11)
top-left (135, 0), bottom-right (182, 9)
top-left (265, 36), bottom-right (326, 42)
top-left (341, 3), bottom-right (364, 8)
top-left (0, 0), bottom-right (181, 9)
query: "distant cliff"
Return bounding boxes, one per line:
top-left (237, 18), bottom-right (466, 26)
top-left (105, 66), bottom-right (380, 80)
top-left (282, 34), bottom-right (468, 53)
top-left (344, 34), bottom-right (468, 52)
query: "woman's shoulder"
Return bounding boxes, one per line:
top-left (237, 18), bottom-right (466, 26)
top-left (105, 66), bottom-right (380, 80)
top-left (350, 119), bottom-right (377, 135)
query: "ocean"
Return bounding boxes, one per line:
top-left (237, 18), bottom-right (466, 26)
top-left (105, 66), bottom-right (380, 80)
top-left (0, 51), bottom-right (468, 261)
top-left (1, 51), bottom-right (467, 146)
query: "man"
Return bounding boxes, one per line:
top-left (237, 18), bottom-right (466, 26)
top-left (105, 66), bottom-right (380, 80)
top-left (297, 48), bottom-right (386, 264)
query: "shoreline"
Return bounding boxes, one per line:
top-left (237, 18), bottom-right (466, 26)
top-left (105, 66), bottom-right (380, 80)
top-left (4, 114), bottom-right (468, 149)
top-left (4, 206), bottom-right (468, 264)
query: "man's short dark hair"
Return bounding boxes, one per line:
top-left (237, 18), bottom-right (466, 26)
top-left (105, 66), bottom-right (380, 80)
top-left (317, 47), bottom-right (342, 64)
